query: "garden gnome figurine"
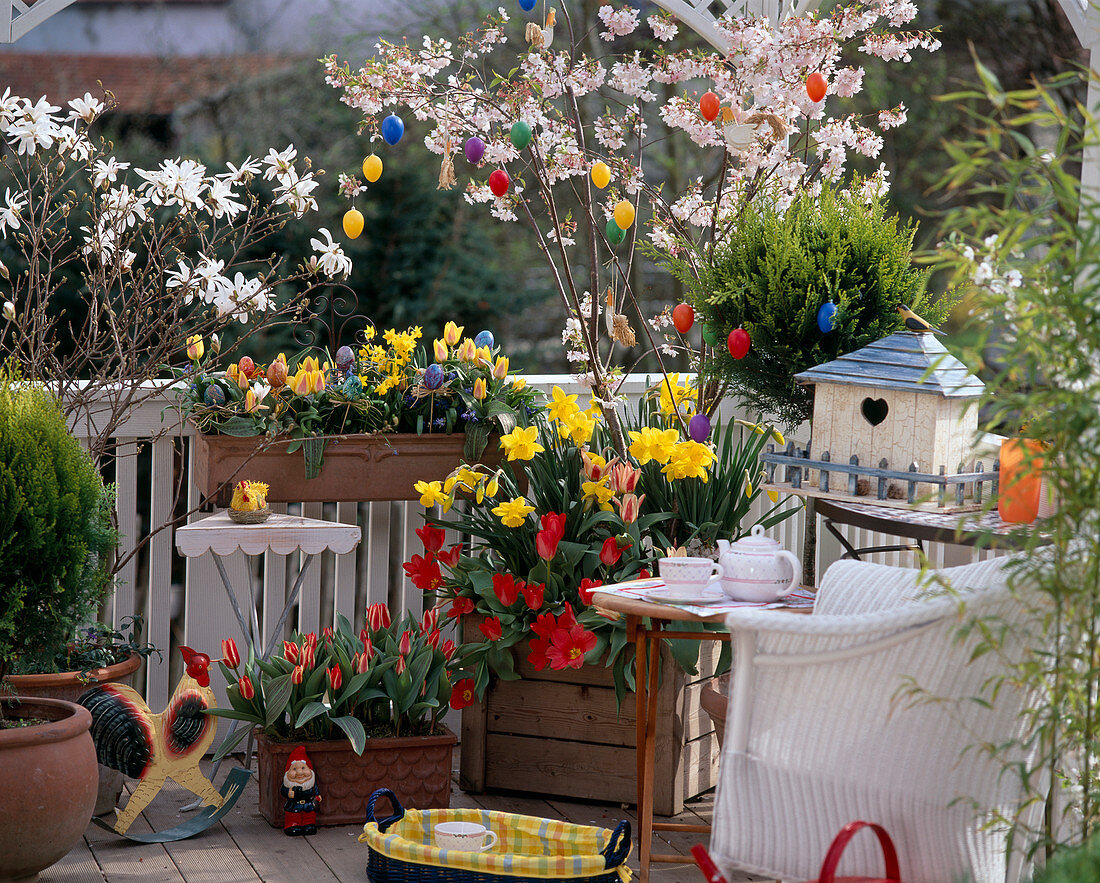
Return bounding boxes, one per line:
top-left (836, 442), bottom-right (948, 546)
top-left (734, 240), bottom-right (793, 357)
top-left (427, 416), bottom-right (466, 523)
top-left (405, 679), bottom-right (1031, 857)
top-left (281, 746), bottom-right (321, 835)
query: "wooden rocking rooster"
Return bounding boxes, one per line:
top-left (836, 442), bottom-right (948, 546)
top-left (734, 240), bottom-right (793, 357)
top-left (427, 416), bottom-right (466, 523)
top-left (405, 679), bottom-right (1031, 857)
top-left (79, 646), bottom-right (225, 834)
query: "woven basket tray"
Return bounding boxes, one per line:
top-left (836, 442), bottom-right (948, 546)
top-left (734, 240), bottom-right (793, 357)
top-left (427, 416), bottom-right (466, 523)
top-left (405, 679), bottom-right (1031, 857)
top-left (227, 506), bottom-right (271, 524)
top-left (360, 789), bottom-right (631, 883)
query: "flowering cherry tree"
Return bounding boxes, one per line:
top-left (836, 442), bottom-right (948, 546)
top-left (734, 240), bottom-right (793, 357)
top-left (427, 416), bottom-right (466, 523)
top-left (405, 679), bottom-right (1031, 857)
top-left (324, 0), bottom-right (937, 452)
top-left (0, 89), bottom-right (353, 466)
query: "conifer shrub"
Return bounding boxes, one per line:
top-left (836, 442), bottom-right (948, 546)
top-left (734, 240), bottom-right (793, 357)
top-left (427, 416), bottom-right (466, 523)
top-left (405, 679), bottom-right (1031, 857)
top-left (664, 184), bottom-right (950, 427)
top-left (0, 369), bottom-right (117, 682)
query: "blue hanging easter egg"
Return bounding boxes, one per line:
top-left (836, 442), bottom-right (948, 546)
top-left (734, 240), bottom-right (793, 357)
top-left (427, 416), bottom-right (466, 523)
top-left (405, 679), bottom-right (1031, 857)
top-left (204, 384), bottom-right (226, 407)
top-left (342, 374), bottom-right (364, 400)
top-left (335, 345), bottom-right (355, 372)
top-left (381, 113), bottom-right (405, 145)
top-left (519, 0), bottom-right (536, 10)
top-left (688, 413), bottom-right (711, 443)
top-left (474, 330), bottom-right (495, 349)
top-left (817, 301), bottom-right (837, 333)
top-left (424, 364), bottom-right (445, 390)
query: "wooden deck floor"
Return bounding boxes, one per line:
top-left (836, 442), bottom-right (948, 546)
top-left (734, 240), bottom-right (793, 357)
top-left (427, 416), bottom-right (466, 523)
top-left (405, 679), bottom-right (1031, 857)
top-left (44, 756), bottom-right (722, 883)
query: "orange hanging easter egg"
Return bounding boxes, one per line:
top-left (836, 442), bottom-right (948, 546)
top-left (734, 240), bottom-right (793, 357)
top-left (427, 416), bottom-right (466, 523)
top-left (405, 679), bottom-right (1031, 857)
top-left (362, 154), bottom-right (383, 183)
top-left (342, 208), bottom-right (364, 239)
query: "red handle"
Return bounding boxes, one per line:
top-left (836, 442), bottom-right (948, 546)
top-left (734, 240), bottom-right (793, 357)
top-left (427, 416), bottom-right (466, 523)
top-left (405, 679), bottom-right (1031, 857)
top-left (817, 821), bottom-right (901, 882)
top-left (691, 844), bottom-right (729, 883)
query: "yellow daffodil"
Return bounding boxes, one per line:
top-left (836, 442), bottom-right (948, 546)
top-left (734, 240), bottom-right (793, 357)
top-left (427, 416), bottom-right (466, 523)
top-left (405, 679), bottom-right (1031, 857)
top-left (492, 496), bottom-right (535, 528)
top-left (656, 373), bottom-right (696, 417)
top-left (661, 440), bottom-right (717, 481)
top-left (744, 468), bottom-right (754, 497)
top-left (499, 425), bottom-right (545, 461)
top-left (433, 338), bottom-right (448, 361)
top-left (546, 385), bottom-right (580, 423)
top-left (186, 334), bottom-right (204, 360)
top-left (414, 480), bottom-right (447, 508)
top-left (559, 409), bottom-right (595, 446)
top-left (581, 478), bottom-right (615, 510)
top-left (771, 428), bottom-right (786, 445)
top-left (584, 396), bottom-right (603, 418)
top-left (628, 426), bottom-right (679, 466)
top-left (485, 474), bottom-right (500, 498)
top-left (766, 487), bottom-right (779, 502)
top-left (493, 356), bottom-right (509, 380)
top-left (443, 321), bottom-right (464, 346)
top-left (511, 377), bottom-right (527, 390)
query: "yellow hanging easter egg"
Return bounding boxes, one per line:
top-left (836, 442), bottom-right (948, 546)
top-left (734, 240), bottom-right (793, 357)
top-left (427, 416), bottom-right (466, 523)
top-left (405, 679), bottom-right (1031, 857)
top-left (613, 200), bottom-right (635, 230)
top-left (342, 208), bottom-right (365, 239)
top-left (591, 161), bottom-right (611, 190)
top-left (362, 154), bottom-right (383, 183)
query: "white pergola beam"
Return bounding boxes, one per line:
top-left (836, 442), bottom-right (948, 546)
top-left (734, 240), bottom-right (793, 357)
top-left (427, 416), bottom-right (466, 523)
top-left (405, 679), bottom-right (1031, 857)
top-left (4, 0), bottom-right (78, 42)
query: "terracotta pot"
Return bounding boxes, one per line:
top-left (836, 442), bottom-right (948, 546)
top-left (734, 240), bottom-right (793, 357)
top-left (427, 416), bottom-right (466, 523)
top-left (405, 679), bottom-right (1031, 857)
top-left (0, 697), bottom-right (98, 880)
top-left (998, 438), bottom-right (1045, 524)
top-left (6, 653), bottom-right (141, 817)
top-left (254, 728), bottom-right (456, 827)
top-left (193, 431), bottom-right (502, 505)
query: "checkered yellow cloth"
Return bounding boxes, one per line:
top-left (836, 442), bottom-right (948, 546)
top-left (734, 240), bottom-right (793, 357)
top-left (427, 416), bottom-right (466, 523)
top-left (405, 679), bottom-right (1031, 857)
top-left (360, 806), bottom-right (632, 881)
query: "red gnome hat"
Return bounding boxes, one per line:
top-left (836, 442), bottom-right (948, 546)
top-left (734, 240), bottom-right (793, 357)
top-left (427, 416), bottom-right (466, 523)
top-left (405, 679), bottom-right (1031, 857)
top-left (285, 746), bottom-right (312, 773)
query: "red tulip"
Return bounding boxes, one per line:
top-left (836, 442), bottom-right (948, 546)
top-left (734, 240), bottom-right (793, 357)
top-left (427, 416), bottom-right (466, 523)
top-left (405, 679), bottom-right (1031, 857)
top-left (579, 577), bottom-right (603, 605)
top-left (600, 535), bottom-right (629, 566)
top-left (427, 628), bottom-right (441, 649)
top-left (360, 627), bottom-right (371, 646)
top-left (492, 573), bottom-right (519, 606)
top-left (450, 678), bottom-right (477, 710)
top-left (540, 511), bottom-right (566, 542)
top-left (536, 527), bottom-right (561, 561)
top-left (399, 630), bottom-right (412, 655)
top-left (327, 666), bottom-right (342, 691)
top-left (437, 544), bottom-right (462, 568)
top-left (416, 524), bottom-right (446, 554)
top-left (221, 638), bottom-right (240, 669)
top-left (356, 651), bottom-right (370, 674)
top-left (479, 617), bottom-right (503, 641)
top-left (521, 581), bottom-right (545, 610)
top-left (441, 639), bottom-right (457, 660)
top-left (283, 641), bottom-right (299, 663)
top-left (449, 596), bottom-right (475, 619)
top-left (291, 665), bottom-right (304, 685)
top-left (238, 674), bottom-right (255, 699)
top-left (322, 626), bottom-right (334, 645)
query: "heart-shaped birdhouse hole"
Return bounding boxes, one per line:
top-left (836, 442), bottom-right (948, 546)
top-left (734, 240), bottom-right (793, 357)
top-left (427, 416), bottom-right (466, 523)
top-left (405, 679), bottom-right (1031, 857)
top-left (861, 397), bottom-right (889, 427)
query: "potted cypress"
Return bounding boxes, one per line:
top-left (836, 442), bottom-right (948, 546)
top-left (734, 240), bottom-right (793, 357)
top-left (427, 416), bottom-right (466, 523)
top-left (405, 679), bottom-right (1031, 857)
top-left (0, 372), bottom-right (117, 879)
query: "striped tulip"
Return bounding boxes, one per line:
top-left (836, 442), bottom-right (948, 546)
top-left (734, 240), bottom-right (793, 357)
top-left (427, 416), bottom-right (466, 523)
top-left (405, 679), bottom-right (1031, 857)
top-left (238, 674), bottom-right (255, 700)
top-left (367, 603), bottom-right (390, 631)
top-left (441, 639), bottom-right (457, 660)
top-left (362, 637), bottom-right (374, 660)
top-left (399, 630), bottom-right (412, 655)
top-left (421, 608), bottom-right (439, 634)
top-left (443, 321), bottom-right (464, 346)
top-left (356, 650), bottom-right (370, 674)
top-left (327, 666), bottom-right (342, 691)
top-left (457, 338), bottom-right (477, 362)
top-left (291, 665), bottom-right (304, 685)
top-left (433, 338), bottom-right (448, 361)
top-left (305, 632), bottom-right (318, 648)
top-left (395, 655), bottom-right (407, 675)
top-left (221, 638), bottom-right (240, 669)
top-left (493, 356), bottom-right (509, 380)
top-left (186, 334), bottom-right (204, 360)
top-left (300, 642), bottom-right (316, 669)
top-left (283, 641), bottom-right (299, 663)
top-left (473, 377), bottom-right (487, 401)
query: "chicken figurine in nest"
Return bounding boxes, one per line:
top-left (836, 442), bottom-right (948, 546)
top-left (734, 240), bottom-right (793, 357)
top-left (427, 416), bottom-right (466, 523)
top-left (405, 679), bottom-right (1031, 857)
top-left (79, 647), bottom-right (225, 833)
top-left (229, 479), bottom-right (270, 523)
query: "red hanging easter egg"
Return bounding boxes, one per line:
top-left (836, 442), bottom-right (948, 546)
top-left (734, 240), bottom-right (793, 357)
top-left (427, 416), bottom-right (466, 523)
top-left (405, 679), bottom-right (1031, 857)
top-left (806, 72), bottom-right (827, 103)
top-left (488, 169), bottom-right (510, 197)
top-left (699, 91), bottom-right (720, 122)
top-left (727, 327), bottom-right (751, 359)
top-left (672, 303), bottom-right (694, 333)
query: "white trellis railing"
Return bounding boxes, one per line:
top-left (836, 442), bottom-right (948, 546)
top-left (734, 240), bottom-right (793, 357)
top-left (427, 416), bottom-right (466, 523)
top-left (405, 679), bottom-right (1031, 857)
top-left (67, 375), bottom-right (984, 708)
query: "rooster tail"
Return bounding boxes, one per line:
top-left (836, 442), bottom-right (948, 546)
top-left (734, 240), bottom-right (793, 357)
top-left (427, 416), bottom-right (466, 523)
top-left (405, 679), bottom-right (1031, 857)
top-left (79, 685), bottom-right (154, 778)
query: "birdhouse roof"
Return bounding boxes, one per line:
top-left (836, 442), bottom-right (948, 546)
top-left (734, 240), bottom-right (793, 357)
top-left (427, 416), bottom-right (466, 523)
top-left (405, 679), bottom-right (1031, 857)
top-left (794, 332), bottom-right (985, 398)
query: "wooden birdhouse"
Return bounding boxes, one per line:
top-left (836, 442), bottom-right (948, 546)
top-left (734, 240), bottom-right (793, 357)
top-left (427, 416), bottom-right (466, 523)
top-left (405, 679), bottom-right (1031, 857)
top-left (764, 332), bottom-right (992, 510)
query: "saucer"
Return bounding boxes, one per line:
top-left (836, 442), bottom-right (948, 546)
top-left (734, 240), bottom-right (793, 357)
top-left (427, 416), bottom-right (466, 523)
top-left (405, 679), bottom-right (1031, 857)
top-left (643, 581), bottom-right (722, 603)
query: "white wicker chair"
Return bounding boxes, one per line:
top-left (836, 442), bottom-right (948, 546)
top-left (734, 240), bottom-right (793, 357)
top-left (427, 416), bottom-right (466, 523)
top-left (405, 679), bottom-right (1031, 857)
top-left (709, 556), bottom-right (1046, 883)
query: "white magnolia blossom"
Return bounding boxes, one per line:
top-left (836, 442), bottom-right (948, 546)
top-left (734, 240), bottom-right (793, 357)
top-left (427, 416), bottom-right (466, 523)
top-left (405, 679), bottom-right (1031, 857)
top-left (67, 92), bottom-right (104, 124)
top-left (273, 167), bottom-right (320, 217)
top-left (0, 187), bottom-right (26, 238)
top-left (205, 177), bottom-right (246, 219)
top-left (220, 157), bottom-right (262, 184)
top-left (262, 145), bottom-right (298, 182)
top-left (136, 157), bottom-right (207, 212)
top-left (4, 95), bottom-right (62, 155)
top-left (93, 158), bottom-right (130, 189)
top-left (225, 272), bottom-right (268, 322)
top-left (2, 300), bottom-right (14, 321)
top-left (309, 228), bottom-right (353, 278)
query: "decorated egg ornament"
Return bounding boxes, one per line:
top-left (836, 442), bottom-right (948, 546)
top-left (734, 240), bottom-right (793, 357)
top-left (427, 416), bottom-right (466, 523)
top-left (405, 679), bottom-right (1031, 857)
top-left (728, 327), bottom-right (751, 359)
top-left (519, 0), bottom-right (536, 10)
top-left (510, 121), bottom-right (533, 150)
top-left (806, 72), bottom-right (827, 103)
top-left (362, 154), bottom-right (382, 182)
top-left (488, 169), bottom-right (510, 197)
top-left (424, 364), bottom-right (445, 389)
top-left (204, 384), bottom-right (226, 406)
top-left (688, 413), bottom-right (712, 443)
top-left (817, 301), bottom-right (837, 333)
top-left (335, 345), bottom-right (356, 372)
top-left (590, 161), bottom-right (611, 189)
top-left (474, 330), bottom-right (495, 349)
top-left (381, 113), bottom-right (405, 145)
top-left (672, 303), bottom-right (694, 333)
top-left (701, 324), bottom-right (718, 347)
top-left (605, 217), bottom-right (626, 245)
top-left (342, 208), bottom-right (364, 239)
top-left (613, 200), bottom-right (635, 230)
top-left (699, 91), bottom-right (720, 122)
top-left (464, 136), bottom-right (486, 164)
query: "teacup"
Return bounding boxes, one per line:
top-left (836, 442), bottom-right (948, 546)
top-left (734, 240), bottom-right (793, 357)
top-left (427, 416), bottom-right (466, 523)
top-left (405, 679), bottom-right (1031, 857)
top-left (657, 556), bottom-right (722, 601)
top-left (434, 821), bottom-right (498, 852)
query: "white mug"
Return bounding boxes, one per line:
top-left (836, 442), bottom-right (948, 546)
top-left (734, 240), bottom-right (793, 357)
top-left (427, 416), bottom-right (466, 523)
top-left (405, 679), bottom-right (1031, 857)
top-left (658, 556), bottom-right (722, 600)
top-left (434, 821), bottom-right (498, 852)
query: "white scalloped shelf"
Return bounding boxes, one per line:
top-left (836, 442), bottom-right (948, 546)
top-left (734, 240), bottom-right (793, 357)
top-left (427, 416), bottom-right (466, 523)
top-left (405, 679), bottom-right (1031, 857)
top-left (175, 511), bottom-right (360, 558)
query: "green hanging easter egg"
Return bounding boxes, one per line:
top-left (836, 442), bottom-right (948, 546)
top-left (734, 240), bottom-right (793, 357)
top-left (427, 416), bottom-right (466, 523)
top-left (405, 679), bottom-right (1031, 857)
top-left (701, 323), bottom-right (718, 347)
top-left (510, 120), bottom-right (532, 150)
top-left (605, 217), bottom-right (626, 246)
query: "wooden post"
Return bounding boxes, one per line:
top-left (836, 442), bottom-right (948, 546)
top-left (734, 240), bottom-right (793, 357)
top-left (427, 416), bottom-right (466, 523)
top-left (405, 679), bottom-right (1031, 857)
top-left (848, 455), bottom-right (859, 496)
top-left (938, 465), bottom-right (947, 508)
top-left (819, 450), bottom-right (830, 492)
top-left (975, 461), bottom-right (985, 504)
top-left (877, 458), bottom-right (889, 500)
top-left (908, 462), bottom-right (919, 504)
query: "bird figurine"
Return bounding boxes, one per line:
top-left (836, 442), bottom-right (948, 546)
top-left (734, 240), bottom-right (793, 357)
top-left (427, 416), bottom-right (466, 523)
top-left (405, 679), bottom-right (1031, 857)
top-left (897, 304), bottom-right (945, 335)
top-left (79, 647), bottom-right (225, 834)
top-left (604, 288), bottom-right (637, 347)
top-left (229, 479), bottom-right (271, 522)
top-left (526, 8), bottom-right (555, 48)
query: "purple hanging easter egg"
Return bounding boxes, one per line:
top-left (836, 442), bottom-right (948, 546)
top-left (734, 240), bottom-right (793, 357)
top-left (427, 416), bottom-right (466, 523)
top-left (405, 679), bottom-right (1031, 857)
top-left (464, 136), bottom-right (486, 164)
top-left (335, 345), bottom-right (355, 372)
top-left (688, 413), bottom-right (711, 443)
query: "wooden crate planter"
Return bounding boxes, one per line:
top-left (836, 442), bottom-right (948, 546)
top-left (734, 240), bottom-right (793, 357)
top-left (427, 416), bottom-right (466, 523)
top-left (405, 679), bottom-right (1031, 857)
top-left (193, 432), bottom-right (501, 505)
top-left (460, 620), bottom-right (722, 816)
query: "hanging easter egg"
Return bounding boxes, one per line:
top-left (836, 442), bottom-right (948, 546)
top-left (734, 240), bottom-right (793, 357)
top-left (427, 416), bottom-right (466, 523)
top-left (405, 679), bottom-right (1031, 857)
top-left (590, 161), bottom-right (611, 190)
top-left (238, 356), bottom-right (256, 378)
top-left (806, 72), bottom-right (827, 103)
top-left (671, 303), bottom-right (694, 333)
top-left (605, 217), bottom-right (626, 245)
top-left (362, 154), bottom-right (382, 183)
top-left (342, 208), bottom-right (364, 239)
top-left (728, 327), bottom-right (751, 359)
top-left (204, 384), bottom-right (226, 407)
top-left (474, 330), bottom-right (495, 349)
top-left (519, 0), bottom-right (536, 9)
top-left (335, 345), bottom-right (356, 372)
top-left (817, 301), bottom-right (837, 333)
top-left (342, 374), bottom-right (364, 400)
top-left (699, 91), bottom-right (720, 122)
top-left (464, 136), bottom-right (486, 164)
top-left (424, 363), bottom-right (445, 390)
top-left (510, 120), bottom-right (532, 150)
top-left (381, 113), bottom-right (405, 145)
top-left (700, 324), bottom-right (718, 347)
top-left (613, 200), bottom-right (635, 230)
top-left (688, 413), bottom-right (712, 443)
top-left (488, 169), bottom-right (510, 197)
